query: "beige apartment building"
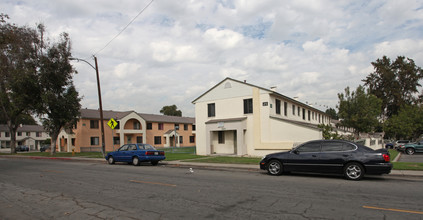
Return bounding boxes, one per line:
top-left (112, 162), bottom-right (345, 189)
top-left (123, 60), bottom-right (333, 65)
top-left (0, 125), bottom-right (50, 150)
top-left (58, 109), bottom-right (195, 152)
top-left (193, 78), bottom-right (331, 157)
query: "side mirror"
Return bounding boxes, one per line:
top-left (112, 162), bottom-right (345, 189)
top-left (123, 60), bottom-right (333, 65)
top-left (292, 149), bottom-right (299, 154)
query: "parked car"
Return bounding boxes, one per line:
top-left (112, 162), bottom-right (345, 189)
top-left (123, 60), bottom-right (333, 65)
top-left (393, 140), bottom-right (411, 149)
top-left (260, 140), bottom-right (392, 180)
top-left (385, 143), bottom-right (394, 149)
top-left (397, 140), bottom-right (423, 155)
top-left (40, 145), bottom-right (50, 152)
top-left (16, 145), bottom-right (29, 152)
top-left (105, 143), bottom-right (165, 166)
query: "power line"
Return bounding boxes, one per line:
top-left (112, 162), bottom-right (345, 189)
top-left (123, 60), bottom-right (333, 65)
top-left (93, 0), bottom-right (155, 56)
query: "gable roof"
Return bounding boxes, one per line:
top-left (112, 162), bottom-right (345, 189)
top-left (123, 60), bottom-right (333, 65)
top-left (80, 109), bottom-right (195, 124)
top-left (0, 124), bottom-right (45, 132)
top-left (192, 77), bottom-right (327, 115)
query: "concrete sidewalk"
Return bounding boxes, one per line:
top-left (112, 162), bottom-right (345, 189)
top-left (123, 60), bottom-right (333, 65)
top-left (1, 154), bottom-right (423, 177)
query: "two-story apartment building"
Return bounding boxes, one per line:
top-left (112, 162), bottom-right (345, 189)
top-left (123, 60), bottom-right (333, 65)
top-left (192, 78), bottom-right (331, 157)
top-left (0, 125), bottom-right (50, 150)
top-left (57, 109), bottom-right (195, 152)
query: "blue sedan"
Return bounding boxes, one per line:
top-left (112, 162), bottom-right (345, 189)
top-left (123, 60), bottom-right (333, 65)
top-left (106, 143), bottom-right (165, 166)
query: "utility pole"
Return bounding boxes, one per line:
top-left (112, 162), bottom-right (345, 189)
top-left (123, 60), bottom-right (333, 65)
top-left (94, 56), bottom-right (106, 157)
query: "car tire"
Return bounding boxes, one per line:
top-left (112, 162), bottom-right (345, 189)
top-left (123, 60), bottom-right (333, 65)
top-left (132, 157), bottom-right (140, 166)
top-left (267, 160), bottom-right (283, 176)
top-left (151, 161), bottom-right (159, 166)
top-left (406, 148), bottom-right (415, 155)
top-left (344, 162), bottom-right (364, 181)
top-left (107, 156), bottom-right (115, 165)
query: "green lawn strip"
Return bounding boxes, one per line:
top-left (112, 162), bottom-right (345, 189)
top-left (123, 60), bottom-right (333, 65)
top-left (164, 153), bottom-right (206, 161)
top-left (388, 149), bottom-right (399, 161)
top-left (392, 162), bottom-right (423, 171)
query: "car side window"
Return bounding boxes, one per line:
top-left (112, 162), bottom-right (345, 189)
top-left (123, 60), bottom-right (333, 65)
top-left (129, 145), bottom-right (137, 151)
top-left (138, 144), bottom-right (145, 150)
top-left (342, 143), bottom-right (356, 151)
top-left (321, 142), bottom-right (343, 152)
top-left (119, 145), bottom-right (129, 151)
top-left (297, 142), bottom-right (321, 152)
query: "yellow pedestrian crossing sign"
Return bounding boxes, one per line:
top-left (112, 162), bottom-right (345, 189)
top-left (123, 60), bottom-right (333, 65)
top-left (107, 118), bottom-right (118, 129)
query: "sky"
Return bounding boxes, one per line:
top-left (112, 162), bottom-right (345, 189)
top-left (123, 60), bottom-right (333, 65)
top-left (3, 0), bottom-right (423, 117)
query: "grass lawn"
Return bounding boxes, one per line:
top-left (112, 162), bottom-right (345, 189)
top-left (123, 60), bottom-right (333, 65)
top-left (392, 162), bottom-right (423, 170)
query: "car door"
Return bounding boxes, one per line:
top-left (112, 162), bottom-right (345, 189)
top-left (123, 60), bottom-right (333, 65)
top-left (286, 141), bottom-right (321, 172)
top-left (319, 141), bottom-right (353, 173)
top-left (416, 141), bottom-right (423, 153)
top-left (127, 144), bottom-right (139, 161)
top-left (115, 145), bottom-right (129, 162)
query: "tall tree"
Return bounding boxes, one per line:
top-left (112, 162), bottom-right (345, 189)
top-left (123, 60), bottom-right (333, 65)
top-left (325, 108), bottom-right (339, 120)
top-left (384, 105), bottom-right (423, 140)
top-left (363, 56), bottom-right (423, 117)
top-left (38, 27), bottom-right (81, 155)
top-left (160, 105), bottom-right (182, 116)
top-left (337, 85), bottom-right (382, 137)
top-left (0, 14), bottom-right (41, 153)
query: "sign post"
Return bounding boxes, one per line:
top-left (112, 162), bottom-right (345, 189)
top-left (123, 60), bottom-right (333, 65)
top-left (107, 118), bottom-right (118, 151)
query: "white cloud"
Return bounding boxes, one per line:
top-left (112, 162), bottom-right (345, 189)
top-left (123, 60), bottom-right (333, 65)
top-left (2, 0), bottom-right (423, 115)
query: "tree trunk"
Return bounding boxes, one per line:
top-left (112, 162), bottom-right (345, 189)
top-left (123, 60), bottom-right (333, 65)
top-left (50, 132), bottom-right (59, 156)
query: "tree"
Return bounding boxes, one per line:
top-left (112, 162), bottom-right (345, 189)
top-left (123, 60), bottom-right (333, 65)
top-left (0, 14), bottom-right (41, 153)
top-left (337, 85), bottom-right (382, 137)
top-left (384, 105), bottom-right (423, 140)
top-left (160, 105), bottom-right (182, 116)
top-left (37, 27), bottom-right (81, 155)
top-left (363, 56), bottom-right (423, 117)
top-left (325, 108), bottom-right (339, 120)
top-left (0, 113), bottom-right (37, 125)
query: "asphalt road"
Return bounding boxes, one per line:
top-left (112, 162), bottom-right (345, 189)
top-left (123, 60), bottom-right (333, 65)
top-left (398, 153), bottom-right (423, 163)
top-left (0, 158), bottom-right (423, 220)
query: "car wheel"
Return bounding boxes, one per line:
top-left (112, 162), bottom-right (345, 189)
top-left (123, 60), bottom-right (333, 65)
top-left (151, 161), bottom-right (159, 166)
top-left (132, 157), bottom-right (140, 166)
top-left (344, 162), bottom-right (364, 180)
top-left (267, 160), bottom-right (283, 175)
top-left (107, 156), bottom-right (115, 165)
top-left (406, 148), bottom-right (415, 155)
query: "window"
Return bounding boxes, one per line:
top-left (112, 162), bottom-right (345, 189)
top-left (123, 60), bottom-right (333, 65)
top-left (5, 132), bottom-right (10, 137)
top-left (298, 106), bottom-right (301, 117)
top-left (147, 123), bottom-right (152, 130)
top-left (136, 136), bottom-right (143, 143)
top-left (343, 143), bottom-right (356, 151)
top-left (175, 124), bottom-right (179, 130)
top-left (36, 132), bottom-right (42, 137)
top-left (113, 137), bottom-right (120, 145)
top-left (322, 142), bottom-right (344, 152)
top-left (302, 109), bottom-right (306, 120)
top-left (208, 103), bottom-right (215, 117)
top-left (218, 131), bottom-right (225, 144)
top-left (292, 105), bottom-right (296, 115)
top-left (308, 110), bottom-right (311, 121)
top-left (90, 120), bottom-right (99, 129)
top-left (243, 99), bottom-right (253, 114)
top-left (26, 132), bottom-right (30, 136)
top-left (119, 145), bottom-right (129, 151)
top-left (297, 142), bottom-right (320, 152)
top-left (133, 121), bottom-right (141, 130)
top-left (179, 136), bottom-right (183, 144)
top-left (158, 123), bottom-right (164, 130)
top-left (90, 137), bottom-right (99, 146)
top-left (284, 102), bottom-right (288, 116)
top-left (192, 124), bottom-right (196, 131)
top-left (17, 132), bottom-right (22, 136)
top-left (154, 136), bottom-right (162, 145)
top-left (184, 124), bottom-right (188, 130)
top-left (190, 135), bottom-right (195, 143)
top-left (276, 99), bottom-right (281, 114)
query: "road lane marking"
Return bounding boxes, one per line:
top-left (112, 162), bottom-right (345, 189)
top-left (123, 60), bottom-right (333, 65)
top-left (130, 180), bottom-right (176, 187)
top-left (363, 206), bottom-right (423, 215)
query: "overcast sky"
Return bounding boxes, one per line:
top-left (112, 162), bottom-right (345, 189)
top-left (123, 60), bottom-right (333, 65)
top-left (3, 0), bottom-right (423, 117)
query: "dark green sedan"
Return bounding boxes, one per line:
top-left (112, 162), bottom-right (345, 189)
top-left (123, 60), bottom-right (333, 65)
top-left (398, 140), bottom-right (423, 155)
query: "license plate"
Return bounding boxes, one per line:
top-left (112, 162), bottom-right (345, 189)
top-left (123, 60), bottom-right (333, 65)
top-left (154, 152), bottom-right (158, 155)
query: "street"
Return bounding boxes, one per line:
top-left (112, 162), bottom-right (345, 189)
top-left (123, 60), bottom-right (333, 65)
top-left (0, 158), bottom-right (422, 219)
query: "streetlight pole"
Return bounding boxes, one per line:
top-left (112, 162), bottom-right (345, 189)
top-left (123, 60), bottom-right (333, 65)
top-left (70, 56), bottom-right (106, 158)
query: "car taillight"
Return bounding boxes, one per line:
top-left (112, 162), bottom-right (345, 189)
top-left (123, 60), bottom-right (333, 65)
top-left (383, 154), bottom-right (390, 162)
top-left (146, 152), bottom-right (154, 156)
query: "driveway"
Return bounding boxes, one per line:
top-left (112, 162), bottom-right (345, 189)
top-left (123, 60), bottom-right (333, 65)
top-left (398, 153), bottom-right (423, 163)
